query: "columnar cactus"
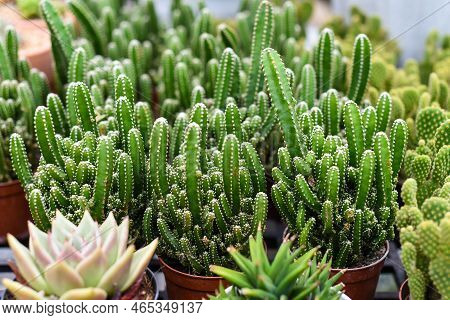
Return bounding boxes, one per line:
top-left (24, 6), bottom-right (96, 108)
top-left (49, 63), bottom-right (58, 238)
top-left (10, 74), bottom-right (152, 233)
top-left (210, 229), bottom-right (344, 300)
top-left (0, 27), bottom-right (49, 182)
top-left (143, 107), bottom-right (268, 275)
top-left (396, 177), bottom-right (450, 299)
top-left (2, 210), bottom-right (158, 300)
top-left (263, 47), bottom-right (407, 267)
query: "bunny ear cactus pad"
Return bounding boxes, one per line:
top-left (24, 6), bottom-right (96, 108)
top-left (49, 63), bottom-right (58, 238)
top-left (2, 211), bottom-right (158, 300)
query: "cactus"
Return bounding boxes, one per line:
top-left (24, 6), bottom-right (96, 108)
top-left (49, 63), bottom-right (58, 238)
top-left (0, 30), bottom-right (49, 183)
top-left (347, 34), bottom-right (372, 104)
top-left (144, 111), bottom-right (268, 275)
top-left (10, 74), bottom-right (153, 232)
top-left (396, 178), bottom-right (450, 299)
top-left (210, 229), bottom-right (344, 300)
top-left (263, 49), bottom-right (406, 267)
top-left (1, 211), bottom-right (158, 300)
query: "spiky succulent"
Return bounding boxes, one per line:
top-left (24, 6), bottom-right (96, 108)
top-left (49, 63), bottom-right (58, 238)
top-left (10, 74), bottom-right (154, 233)
top-left (396, 177), bottom-right (450, 300)
top-left (143, 103), bottom-right (268, 275)
top-left (210, 229), bottom-right (344, 300)
top-left (0, 26), bottom-right (49, 182)
top-left (1, 210), bottom-right (158, 300)
top-left (262, 48), bottom-right (407, 268)
top-left (403, 113), bottom-right (449, 206)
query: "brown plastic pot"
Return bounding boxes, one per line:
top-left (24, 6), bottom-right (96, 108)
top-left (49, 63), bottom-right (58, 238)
top-left (330, 241), bottom-right (389, 300)
top-left (399, 280), bottom-right (410, 300)
top-left (159, 257), bottom-right (227, 300)
top-left (0, 180), bottom-right (31, 244)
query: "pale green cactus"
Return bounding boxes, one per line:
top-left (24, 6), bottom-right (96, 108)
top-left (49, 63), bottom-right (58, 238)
top-left (396, 178), bottom-right (450, 299)
top-left (210, 229), bottom-right (343, 300)
top-left (1, 211), bottom-right (158, 300)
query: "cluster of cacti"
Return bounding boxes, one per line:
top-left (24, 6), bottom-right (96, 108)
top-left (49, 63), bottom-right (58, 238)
top-left (262, 47), bottom-right (408, 268)
top-left (10, 73), bottom-right (154, 234)
top-left (2, 210), bottom-right (158, 300)
top-left (142, 104), bottom-right (268, 275)
top-left (210, 229), bottom-right (343, 300)
top-left (0, 26), bottom-right (49, 182)
top-left (41, 0), bottom-right (160, 94)
top-left (396, 177), bottom-right (449, 299)
top-left (403, 109), bottom-right (449, 205)
top-left (420, 30), bottom-right (450, 84)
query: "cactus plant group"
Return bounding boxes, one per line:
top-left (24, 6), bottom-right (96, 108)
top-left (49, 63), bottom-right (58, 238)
top-left (0, 27), bottom-right (49, 183)
top-left (396, 177), bottom-right (449, 300)
top-left (2, 210), bottom-right (158, 300)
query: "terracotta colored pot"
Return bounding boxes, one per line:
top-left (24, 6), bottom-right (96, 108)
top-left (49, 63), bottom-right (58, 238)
top-left (159, 257), bottom-right (227, 300)
top-left (330, 241), bottom-right (389, 300)
top-left (0, 180), bottom-right (31, 244)
top-left (399, 280), bottom-right (410, 300)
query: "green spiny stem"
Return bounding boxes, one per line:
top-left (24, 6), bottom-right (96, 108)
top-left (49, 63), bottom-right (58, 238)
top-left (375, 92), bottom-right (392, 133)
top-left (91, 136), bottom-right (114, 221)
top-left (47, 93), bottom-right (69, 136)
top-left (69, 82), bottom-right (98, 136)
top-left (347, 34), bottom-right (372, 104)
top-left (222, 134), bottom-right (241, 215)
top-left (148, 118), bottom-right (169, 198)
top-left (0, 39), bottom-right (13, 80)
top-left (214, 48), bottom-right (238, 109)
top-left (322, 89), bottom-right (339, 136)
top-left (245, 0), bottom-right (274, 106)
top-left (355, 150), bottom-right (375, 209)
top-left (262, 48), bottom-right (304, 158)
top-left (9, 133), bottom-right (32, 186)
top-left (175, 62), bottom-right (191, 109)
top-left (117, 152), bottom-right (133, 210)
top-left (28, 189), bottom-right (51, 231)
top-left (116, 96), bottom-right (136, 151)
top-left (68, 0), bottom-right (106, 55)
top-left (162, 49), bottom-right (176, 99)
top-left (373, 132), bottom-right (393, 209)
top-left (34, 106), bottom-right (64, 168)
top-left (185, 123), bottom-right (202, 225)
top-left (390, 119), bottom-right (408, 183)
top-left (68, 47), bottom-right (86, 83)
top-left (299, 64), bottom-right (317, 108)
top-left (343, 101), bottom-right (364, 167)
top-left (315, 28), bottom-right (334, 95)
top-left (41, 0), bottom-right (74, 84)
top-left (128, 128), bottom-right (145, 196)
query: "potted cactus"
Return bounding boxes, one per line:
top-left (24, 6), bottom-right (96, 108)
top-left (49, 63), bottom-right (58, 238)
top-left (0, 27), bottom-right (49, 243)
top-left (1, 210), bottom-right (159, 300)
top-left (209, 229), bottom-right (345, 300)
top-left (143, 103), bottom-right (269, 299)
top-left (396, 177), bottom-right (449, 300)
top-left (262, 35), bottom-right (408, 299)
top-left (10, 72), bottom-right (155, 236)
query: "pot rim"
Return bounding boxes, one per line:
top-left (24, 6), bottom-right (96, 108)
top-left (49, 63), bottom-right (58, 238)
top-left (398, 279), bottom-right (409, 300)
top-left (0, 180), bottom-right (21, 188)
top-left (331, 241), bottom-right (390, 272)
top-left (158, 257), bottom-right (224, 281)
top-left (0, 267), bottom-right (159, 300)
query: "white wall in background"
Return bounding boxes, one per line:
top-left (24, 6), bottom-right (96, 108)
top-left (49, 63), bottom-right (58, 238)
top-left (331, 0), bottom-right (450, 63)
top-left (154, 0), bottom-right (241, 23)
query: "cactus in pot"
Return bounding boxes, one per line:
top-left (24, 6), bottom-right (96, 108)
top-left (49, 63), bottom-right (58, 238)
top-left (143, 104), bottom-right (268, 276)
top-left (1, 210), bottom-right (158, 300)
top-left (262, 47), bottom-right (407, 268)
top-left (210, 229), bottom-right (344, 300)
top-left (396, 177), bottom-right (449, 299)
top-left (10, 74), bottom-right (153, 233)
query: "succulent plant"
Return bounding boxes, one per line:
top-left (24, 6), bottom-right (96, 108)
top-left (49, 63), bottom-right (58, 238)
top-left (10, 74), bottom-right (154, 234)
top-left (396, 177), bottom-right (449, 300)
top-left (262, 47), bottom-right (407, 268)
top-left (1, 210), bottom-right (158, 300)
top-left (403, 113), bottom-right (449, 206)
top-left (210, 229), bottom-right (344, 300)
top-left (0, 26), bottom-right (49, 182)
top-left (143, 103), bottom-right (268, 275)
